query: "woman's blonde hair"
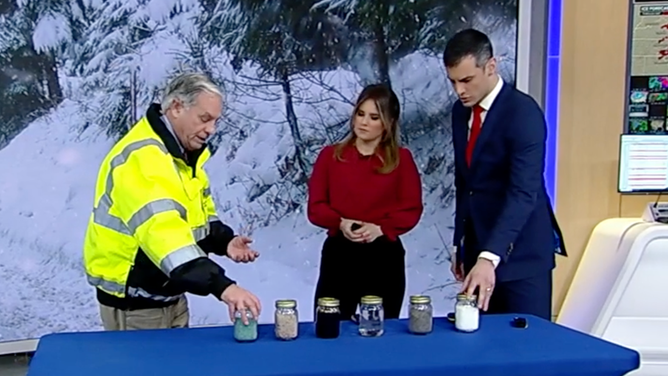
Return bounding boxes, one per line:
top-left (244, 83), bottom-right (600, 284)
top-left (333, 84), bottom-right (401, 174)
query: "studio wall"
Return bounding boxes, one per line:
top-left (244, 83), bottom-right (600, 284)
top-left (553, 0), bottom-right (656, 315)
top-left (0, 0), bottom-right (519, 347)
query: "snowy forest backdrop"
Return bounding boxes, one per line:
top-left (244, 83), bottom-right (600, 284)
top-left (0, 0), bottom-right (517, 343)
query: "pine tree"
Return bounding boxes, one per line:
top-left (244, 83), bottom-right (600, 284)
top-left (0, 0), bottom-right (80, 147)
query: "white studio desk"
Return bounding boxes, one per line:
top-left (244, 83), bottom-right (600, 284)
top-left (557, 215), bottom-right (668, 376)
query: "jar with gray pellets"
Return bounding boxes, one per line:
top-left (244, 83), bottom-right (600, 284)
top-left (408, 295), bottom-right (433, 335)
top-left (274, 299), bottom-right (299, 340)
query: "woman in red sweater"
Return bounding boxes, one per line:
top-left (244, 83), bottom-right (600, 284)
top-left (307, 83), bottom-right (424, 320)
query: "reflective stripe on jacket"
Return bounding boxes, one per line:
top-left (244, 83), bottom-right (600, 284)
top-left (83, 103), bottom-right (235, 310)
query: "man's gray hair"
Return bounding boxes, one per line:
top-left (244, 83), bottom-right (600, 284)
top-left (161, 72), bottom-right (222, 111)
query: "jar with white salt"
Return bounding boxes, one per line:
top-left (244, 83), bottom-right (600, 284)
top-left (274, 299), bottom-right (299, 340)
top-left (454, 293), bottom-right (479, 333)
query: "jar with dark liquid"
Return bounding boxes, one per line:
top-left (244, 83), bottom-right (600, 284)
top-left (315, 297), bottom-right (341, 339)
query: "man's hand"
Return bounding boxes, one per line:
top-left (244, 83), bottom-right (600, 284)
top-left (352, 223), bottom-right (383, 243)
top-left (339, 218), bottom-right (363, 241)
top-left (450, 247), bottom-right (465, 282)
top-left (220, 284), bottom-right (262, 324)
top-left (460, 257), bottom-right (496, 311)
top-left (226, 236), bottom-right (259, 263)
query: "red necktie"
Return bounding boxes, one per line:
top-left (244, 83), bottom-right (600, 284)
top-left (466, 105), bottom-right (483, 166)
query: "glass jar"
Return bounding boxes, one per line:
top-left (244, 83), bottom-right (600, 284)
top-left (359, 295), bottom-right (384, 337)
top-left (408, 295), bottom-right (433, 335)
top-left (315, 297), bottom-right (341, 339)
top-left (233, 309), bottom-right (258, 342)
top-left (454, 293), bottom-right (479, 333)
top-left (274, 299), bottom-right (298, 341)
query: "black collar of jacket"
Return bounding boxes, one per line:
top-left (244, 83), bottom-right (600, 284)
top-left (145, 103), bottom-right (206, 167)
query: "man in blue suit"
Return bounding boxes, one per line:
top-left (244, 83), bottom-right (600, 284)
top-left (444, 29), bottom-right (566, 320)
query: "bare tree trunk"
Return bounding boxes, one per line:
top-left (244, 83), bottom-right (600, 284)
top-left (130, 68), bottom-right (137, 127)
top-left (38, 52), bottom-right (63, 104)
top-left (372, 18), bottom-right (391, 88)
top-left (279, 70), bottom-right (308, 175)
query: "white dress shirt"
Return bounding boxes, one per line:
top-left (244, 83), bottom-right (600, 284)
top-left (461, 76), bottom-right (504, 269)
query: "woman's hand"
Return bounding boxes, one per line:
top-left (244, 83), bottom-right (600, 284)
top-left (339, 218), bottom-right (364, 241)
top-left (352, 223), bottom-right (383, 243)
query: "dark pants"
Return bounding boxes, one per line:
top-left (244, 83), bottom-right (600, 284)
top-left (485, 272), bottom-right (553, 320)
top-left (463, 224), bottom-right (553, 320)
top-left (314, 233), bottom-right (406, 320)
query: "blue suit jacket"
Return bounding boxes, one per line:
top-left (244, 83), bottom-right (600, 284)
top-left (452, 83), bottom-right (566, 283)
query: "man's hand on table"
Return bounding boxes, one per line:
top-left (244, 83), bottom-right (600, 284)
top-left (226, 236), bottom-right (260, 263)
top-left (460, 257), bottom-right (496, 311)
top-left (221, 284), bottom-right (262, 324)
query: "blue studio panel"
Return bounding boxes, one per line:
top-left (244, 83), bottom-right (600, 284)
top-left (545, 0), bottom-right (562, 207)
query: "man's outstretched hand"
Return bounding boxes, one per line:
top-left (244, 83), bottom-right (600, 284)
top-left (226, 236), bottom-right (260, 263)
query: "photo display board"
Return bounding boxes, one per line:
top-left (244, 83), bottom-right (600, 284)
top-left (628, 0), bottom-right (668, 134)
top-left (620, 0), bottom-right (668, 192)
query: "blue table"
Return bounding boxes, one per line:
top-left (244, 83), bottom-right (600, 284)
top-left (27, 314), bottom-right (639, 376)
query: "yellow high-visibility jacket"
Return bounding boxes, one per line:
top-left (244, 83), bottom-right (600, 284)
top-left (83, 103), bottom-right (236, 310)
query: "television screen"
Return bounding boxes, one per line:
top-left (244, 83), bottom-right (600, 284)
top-left (0, 0), bottom-right (523, 351)
top-left (618, 134), bottom-right (668, 193)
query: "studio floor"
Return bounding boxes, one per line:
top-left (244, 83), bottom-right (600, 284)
top-left (0, 353), bottom-right (30, 376)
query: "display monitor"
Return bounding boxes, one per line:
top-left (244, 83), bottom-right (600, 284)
top-left (618, 134), bottom-right (668, 193)
top-left (0, 0), bottom-right (552, 356)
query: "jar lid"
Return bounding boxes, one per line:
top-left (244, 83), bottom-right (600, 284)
top-left (317, 297), bottom-right (340, 307)
top-left (360, 295), bottom-right (383, 305)
top-left (409, 295), bottom-right (431, 304)
top-left (456, 293), bottom-right (477, 301)
top-left (234, 309), bottom-right (254, 318)
top-left (275, 299), bottom-right (297, 308)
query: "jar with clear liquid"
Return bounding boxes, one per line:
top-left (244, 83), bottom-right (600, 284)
top-left (359, 295), bottom-right (384, 337)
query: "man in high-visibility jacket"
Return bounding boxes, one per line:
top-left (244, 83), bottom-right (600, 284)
top-left (83, 72), bottom-right (262, 330)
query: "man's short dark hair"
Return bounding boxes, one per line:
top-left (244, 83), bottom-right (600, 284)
top-left (443, 29), bottom-right (494, 68)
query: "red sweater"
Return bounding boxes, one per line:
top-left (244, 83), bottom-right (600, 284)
top-left (307, 144), bottom-right (424, 241)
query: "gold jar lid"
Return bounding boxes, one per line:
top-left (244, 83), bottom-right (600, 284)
top-left (410, 295), bottom-right (431, 304)
top-left (360, 295), bottom-right (383, 305)
top-left (456, 293), bottom-right (477, 301)
top-left (275, 299), bottom-right (297, 308)
top-left (317, 297), bottom-right (340, 307)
